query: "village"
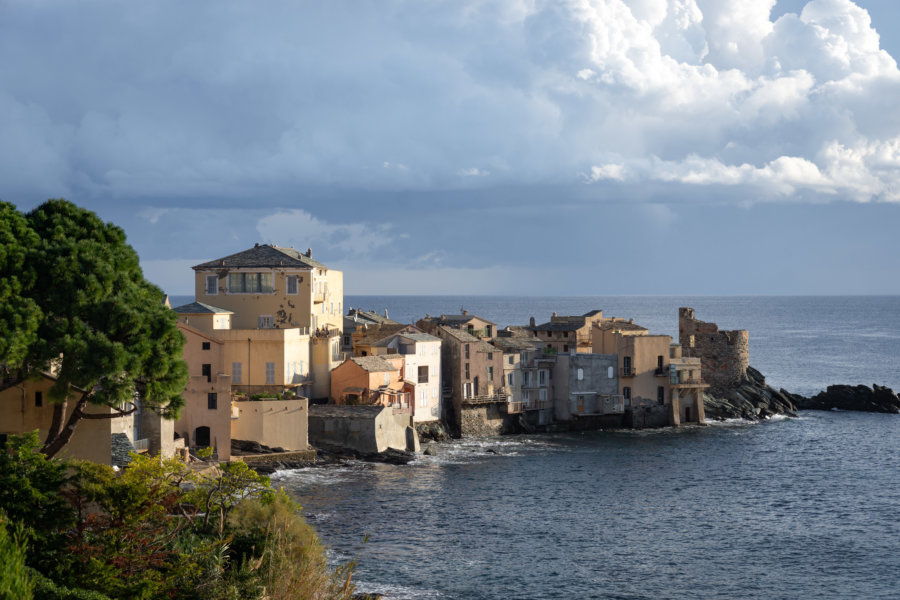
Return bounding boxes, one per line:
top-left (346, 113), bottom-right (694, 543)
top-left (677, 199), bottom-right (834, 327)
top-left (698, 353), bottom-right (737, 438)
top-left (0, 243), bottom-right (753, 468)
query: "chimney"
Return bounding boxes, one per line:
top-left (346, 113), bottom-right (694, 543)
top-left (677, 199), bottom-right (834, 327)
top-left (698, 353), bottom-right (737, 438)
top-left (529, 316), bottom-right (535, 327)
top-left (254, 242), bottom-right (259, 248)
top-left (462, 309), bottom-right (468, 316)
top-left (306, 247), bottom-right (312, 257)
top-left (384, 308), bottom-right (389, 319)
top-left (552, 312), bottom-right (557, 318)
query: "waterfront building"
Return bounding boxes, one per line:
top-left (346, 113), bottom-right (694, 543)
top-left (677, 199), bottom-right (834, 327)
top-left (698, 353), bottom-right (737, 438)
top-left (343, 307), bottom-right (398, 353)
top-left (434, 326), bottom-right (506, 436)
top-left (330, 355), bottom-right (411, 411)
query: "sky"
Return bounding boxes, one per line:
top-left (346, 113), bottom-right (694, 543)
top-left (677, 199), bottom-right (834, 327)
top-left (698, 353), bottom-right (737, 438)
top-left (2, 0), bottom-right (899, 296)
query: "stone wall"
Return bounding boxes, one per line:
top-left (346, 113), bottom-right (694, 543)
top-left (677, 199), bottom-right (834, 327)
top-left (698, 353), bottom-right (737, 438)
top-left (678, 307), bottom-right (749, 395)
top-left (460, 403), bottom-right (507, 437)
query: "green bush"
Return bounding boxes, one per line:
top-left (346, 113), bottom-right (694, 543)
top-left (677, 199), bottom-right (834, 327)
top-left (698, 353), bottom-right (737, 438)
top-left (0, 515), bottom-right (33, 600)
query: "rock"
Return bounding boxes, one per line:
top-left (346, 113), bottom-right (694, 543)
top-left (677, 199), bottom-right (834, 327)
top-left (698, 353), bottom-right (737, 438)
top-left (423, 444), bottom-right (438, 456)
top-left (415, 421), bottom-right (451, 442)
top-left (362, 448), bottom-right (415, 465)
top-left (703, 364), bottom-right (798, 421)
top-left (485, 448), bottom-right (498, 454)
top-left (793, 384), bottom-right (900, 413)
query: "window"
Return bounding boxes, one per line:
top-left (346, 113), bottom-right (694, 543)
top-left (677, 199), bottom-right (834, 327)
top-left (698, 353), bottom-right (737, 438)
top-left (657, 386), bottom-right (665, 405)
top-left (486, 325), bottom-right (492, 337)
top-left (418, 366), bottom-right (429, 384)
top-left (384, 373), bottom-right (390, 386)
top-left (577, 368), bottom-right (584, 381)
top-left (623, 387), bottom-right (631, 400)
top-left (286, 275), bottom-right (298, 294)
top-left (207, 393), bottom-right (218, 410)
top-left (232, 362), bottom-right (242, 384)
top-left (608, 366), bottom-right (614, 379)
top-left (34, 391), bottom-right (43, 407)
top-left (206, 274), bottom-right (218, 295)
top-left (464, 383), bottom-right (472, 398)
top-left (487, 352), bottom-right (493, 360)
top-left (258, 315), bottom-right (274, 329)
top-left (563, 331), bottom-right (569, 338)
top-left (465, 363), bottom-right (470, 379)
top-left (508, 355), bottom-right (514, 365)
top-left (657, 355), bottom-right (664, 371)
top-left (539, 389), bottom-right (547, 402)
top-left (539, 370), bottom-right (547, 385)
top-left (488, 366), bottom-right (494, 381)
top-left (432, 387), bottom-right (437, 399)
top-left (202, 364), bottom-right (211, 382)
top-left (202, 342), bottom-right (211, 350)
top-left (623, 356), bottom-right (632, 375)
top-left (228, 272), bottom-right (273, 294)
top-left (507, 373), bottom-right (514, 386)
top-left (563, 345), bottom-right (569, 353)
top-left (465, 344), bottom-right (470, 359)
top-left (265, 362), bottom-right (275, 385)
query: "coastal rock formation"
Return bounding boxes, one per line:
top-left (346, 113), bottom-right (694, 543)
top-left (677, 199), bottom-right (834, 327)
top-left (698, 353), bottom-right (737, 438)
top-left (703, 366), bottom-right (798, 420)
top-left (416, 421), bottom-right (451, 442)
top-left (793, 384), bottom-right (900, 413)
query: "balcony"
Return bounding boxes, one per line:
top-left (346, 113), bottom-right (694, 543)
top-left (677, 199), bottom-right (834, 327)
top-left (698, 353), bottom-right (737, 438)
top-left (654, 367), bottom-right (668, 377)
top-left (671, 374), bottom-right (707, 388)
top-left (524, 400), bottom-right (552, 411)
top-left (462, 390), bottom-right (508, 406)
top-left (505, 401), bottom-right (524, 414)
top-left (620, 367), bottom-right (636, 378)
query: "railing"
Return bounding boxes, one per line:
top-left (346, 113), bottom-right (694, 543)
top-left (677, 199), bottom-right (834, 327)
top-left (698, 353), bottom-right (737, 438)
top-left (672, 375), bottom-right (706, 386)
top-left (133, 438), bottom-right (150, 453)
top-left (524, 400), bottom-right (552, 411)
top-left (654, 367), bottom-right (668, 377)
top-left (505, 401), bottom-right (524, 413)
top-left (620, 367), bottom-right (635, 377)
top-left (462, 391), bottom-right (508, 405)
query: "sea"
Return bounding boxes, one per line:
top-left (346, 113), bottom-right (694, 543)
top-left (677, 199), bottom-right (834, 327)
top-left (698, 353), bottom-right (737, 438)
top-left (172, 295), bottom-right (900, 599)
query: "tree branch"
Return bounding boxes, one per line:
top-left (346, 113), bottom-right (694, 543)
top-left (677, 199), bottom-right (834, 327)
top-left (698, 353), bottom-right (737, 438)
top-left (80, 402), bottom-right (137, 420)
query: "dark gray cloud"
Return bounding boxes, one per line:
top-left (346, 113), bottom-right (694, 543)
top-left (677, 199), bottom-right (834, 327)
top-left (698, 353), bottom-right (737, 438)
top-left (1, 0), bottom-right (898, 294)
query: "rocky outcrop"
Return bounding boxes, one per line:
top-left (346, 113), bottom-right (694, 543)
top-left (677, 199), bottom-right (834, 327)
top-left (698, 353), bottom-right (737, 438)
top-left (703, 366), bottom-right (799, 421)
top-left (793, 384), bottom-right (900, 413)
top-left (416, 421), bottom-right (451, 442)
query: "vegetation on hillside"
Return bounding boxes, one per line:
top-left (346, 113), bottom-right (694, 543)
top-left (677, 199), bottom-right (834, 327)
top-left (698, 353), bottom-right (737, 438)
top-left (0, 432), bottom-right (357, 600)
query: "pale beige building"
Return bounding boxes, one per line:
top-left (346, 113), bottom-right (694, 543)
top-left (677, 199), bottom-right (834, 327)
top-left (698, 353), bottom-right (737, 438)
top-left (0, 374), bottom-right (177, 465)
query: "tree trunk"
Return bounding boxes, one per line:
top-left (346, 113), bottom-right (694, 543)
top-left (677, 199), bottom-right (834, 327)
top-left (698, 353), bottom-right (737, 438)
top-left (44, 399), bottom-right (67, 448)
top-left (41, 392), bottom-right (90, 458)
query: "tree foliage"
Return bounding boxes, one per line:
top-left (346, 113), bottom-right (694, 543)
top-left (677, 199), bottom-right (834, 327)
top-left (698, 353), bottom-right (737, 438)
top-left (0, 199), bottom-right (188, 457)
top-left (0, 434), bottom-right (357, 600)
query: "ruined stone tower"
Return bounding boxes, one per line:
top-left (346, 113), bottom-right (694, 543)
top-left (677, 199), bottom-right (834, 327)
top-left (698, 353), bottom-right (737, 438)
top-left (678, 307), bottom-right (749, 396)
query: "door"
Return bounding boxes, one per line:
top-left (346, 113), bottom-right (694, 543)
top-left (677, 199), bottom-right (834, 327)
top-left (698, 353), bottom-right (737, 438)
top-left (684, 406), bottom-right (692, 422)
top-left (194, 426), bottom-right (211, 447)
top-left (474, 376), bottom-right (479, 397)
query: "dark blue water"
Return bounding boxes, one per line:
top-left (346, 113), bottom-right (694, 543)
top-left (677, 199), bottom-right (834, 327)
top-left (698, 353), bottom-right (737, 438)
top-left (268, 296), bottom-right (900, 600)
top-left (278, 412), bottom-right (900, 599)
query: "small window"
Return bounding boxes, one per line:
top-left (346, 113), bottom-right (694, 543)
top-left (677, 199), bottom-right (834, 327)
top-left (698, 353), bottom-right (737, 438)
top-left (465, 344), bottom-right (470, 359)
top-left (577, 368), bottom-right (584, 381)
top-left (563, 345), bottom-right (569, 353)
top-left (507, 373), bottom-right (513, 386)
top-left (258, 315), bottom-right (274, 329)
top-left (35, 391), bottom-right (43, 407)
top-left (202, 342), bottom-right (211, 350)
top-left (657, 386), bottom-right (665, 405)
top-left (563, 331), bottom-right (569, 338)
top-left (206, 274), bottom-right (218, 295)
top-left (623, 387), bottom-right (631, 400)
top-left (265, 362), bottom-right (275, 385)
top-left (508, 355), bottom-right (514, 365)
top-left (383, 373), bottom-right (390, 386)
top-left (608, 366), bottom-right (614, 379)
top-left (465, 363), bottom-right (470, 379)
top-left (487, 352), bottom-right (493, 360)
top-left (202, 364), bottom-right (211, 382)
top-left (232, 362), bottom-right (242, 384)
top-left (207, 392), bottom-right (218, 410)
top-left (488, 366), bottom-right (494, 381)
top-left (418, 365), bottom-right (429, 384)
top-left (286, 275), bottom-right (298, 295)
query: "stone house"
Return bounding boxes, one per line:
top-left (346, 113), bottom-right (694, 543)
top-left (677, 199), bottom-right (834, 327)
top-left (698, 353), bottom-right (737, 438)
top-left (362, 332), bottom-right (443, 423)
top-left (342, 308), bottom-right (398, 353)
top-left (552, 353), bottom-right (620, 423)
top-left (434, 326), bottom-right (505, 435)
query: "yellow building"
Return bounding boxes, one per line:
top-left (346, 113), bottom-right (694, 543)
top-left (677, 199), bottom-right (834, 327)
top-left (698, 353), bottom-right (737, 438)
top-left (592, 320), bottom-right (707, 425)
top-left (191, 244), bottom-right (343, 332)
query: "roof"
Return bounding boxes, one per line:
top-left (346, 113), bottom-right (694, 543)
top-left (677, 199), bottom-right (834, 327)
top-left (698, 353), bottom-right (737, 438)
top-left (192, 244), bottom-right (328, 270)
top-left (491, 337), bottom-right (540, 352)
top-left (421, 313), bottom-right (497, 326)
top-left (354, 323), bottom-right (420, 346)
top-left (437, 326), bottom-right (497, 352)
top-left (533, 319), bottom-right (587, 332)
top-left (347, 309), bottom-right (399, 326)
top-left (172, 302), bottom-right (233, 315)
top-left (349, 356), bottom-right (399, 373)
top-left (396, 332), bottom-right (441, 343)
top-left (595, 320), bottom-right (648, 333)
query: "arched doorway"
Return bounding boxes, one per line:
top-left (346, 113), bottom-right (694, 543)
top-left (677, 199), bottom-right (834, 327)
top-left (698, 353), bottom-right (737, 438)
top-left (194, 426), bottom-right (211, 447)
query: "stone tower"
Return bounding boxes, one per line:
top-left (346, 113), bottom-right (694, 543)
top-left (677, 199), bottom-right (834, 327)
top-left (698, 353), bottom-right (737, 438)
top-left (678, 307), bottom-right (749, 396)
